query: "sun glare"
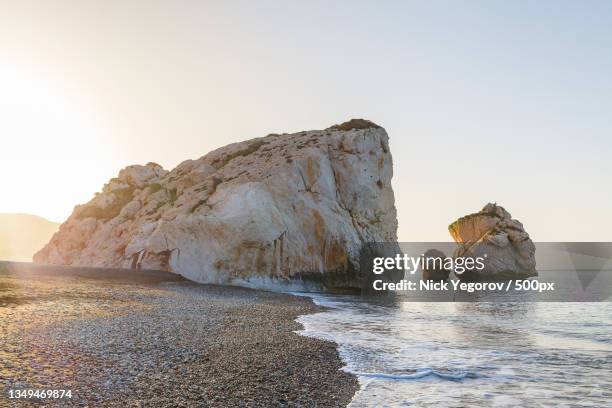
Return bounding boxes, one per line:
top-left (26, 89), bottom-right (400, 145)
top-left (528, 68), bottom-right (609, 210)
top-left (0, 63), bottom-right (112, 222)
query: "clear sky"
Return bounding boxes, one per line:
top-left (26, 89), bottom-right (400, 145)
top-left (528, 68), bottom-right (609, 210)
top-left (1, 1), bottom-right (611, 241)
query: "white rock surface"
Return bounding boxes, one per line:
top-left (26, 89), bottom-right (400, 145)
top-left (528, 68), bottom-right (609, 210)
top-left (35, 119), bottom-right (397, 290)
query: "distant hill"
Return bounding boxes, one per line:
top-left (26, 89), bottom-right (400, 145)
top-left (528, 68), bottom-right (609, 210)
top-left (0, 214), bottom-right (59, 262)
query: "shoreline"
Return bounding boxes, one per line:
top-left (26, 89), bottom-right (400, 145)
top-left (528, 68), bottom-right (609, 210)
top-left (0, 263), bottom-right (358, 407)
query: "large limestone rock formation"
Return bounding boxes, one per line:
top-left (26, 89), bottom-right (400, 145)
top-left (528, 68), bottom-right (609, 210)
top-left (448, 203), bottom-right (536, 279)
top-left (35, 119), bottom-right (397, 290)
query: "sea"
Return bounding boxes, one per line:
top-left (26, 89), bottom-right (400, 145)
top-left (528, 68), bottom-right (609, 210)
top-left (296, 275), bottom-right (612, 407)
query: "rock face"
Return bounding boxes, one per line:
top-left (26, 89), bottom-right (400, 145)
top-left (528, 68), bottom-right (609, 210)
top-left (448, 203), bottom-right (536, 279)
top-left (35, 119), bottom-right (397, 290)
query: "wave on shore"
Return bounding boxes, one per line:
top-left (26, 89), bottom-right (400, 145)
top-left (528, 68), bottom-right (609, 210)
top-left (296, 291), bottom-right (612, 407)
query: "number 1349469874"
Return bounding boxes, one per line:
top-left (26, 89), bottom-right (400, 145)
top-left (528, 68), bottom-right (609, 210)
top-left (8, 389), bottom-right (72, 399)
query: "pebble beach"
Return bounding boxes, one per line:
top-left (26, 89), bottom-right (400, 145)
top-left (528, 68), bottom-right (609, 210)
top-left (0, 263), bottom-right (357, 407)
